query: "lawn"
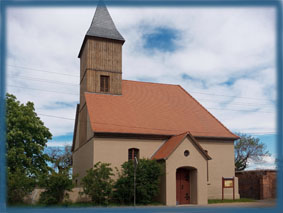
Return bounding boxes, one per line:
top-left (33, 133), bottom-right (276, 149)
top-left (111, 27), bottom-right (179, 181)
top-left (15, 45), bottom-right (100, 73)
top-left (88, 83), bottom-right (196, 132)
top-left (208, 198), bottom-right (256, 204)
top-left (8, 201), bottom-right (164, 208)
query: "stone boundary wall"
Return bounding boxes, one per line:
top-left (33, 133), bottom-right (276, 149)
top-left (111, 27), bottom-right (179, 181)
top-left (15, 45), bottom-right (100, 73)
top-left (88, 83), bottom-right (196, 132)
top-left (235, 170), bottom-right (276, 200)
top-left (24, 187), bottom-right (91, 204)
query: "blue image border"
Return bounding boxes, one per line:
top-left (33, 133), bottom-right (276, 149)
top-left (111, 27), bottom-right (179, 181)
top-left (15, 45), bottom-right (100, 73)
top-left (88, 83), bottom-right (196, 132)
top-left (0, 0), bottom-right (282, 212)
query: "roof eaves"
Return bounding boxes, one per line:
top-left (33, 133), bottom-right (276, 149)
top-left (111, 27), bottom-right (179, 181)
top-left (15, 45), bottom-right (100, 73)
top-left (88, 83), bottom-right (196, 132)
top-left (195, 135), bottom-right (240, 140)
top-left (150, 139), bottom-right (168, 160)
top-left (94, 132), bottom-right (172, 139)
top-left (78, 35), bottom-right (125, 58)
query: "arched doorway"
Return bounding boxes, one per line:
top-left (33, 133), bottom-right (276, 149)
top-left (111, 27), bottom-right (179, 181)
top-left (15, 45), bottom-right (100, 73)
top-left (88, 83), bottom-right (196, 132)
top-left (176, 167), bottom-right (197, 205)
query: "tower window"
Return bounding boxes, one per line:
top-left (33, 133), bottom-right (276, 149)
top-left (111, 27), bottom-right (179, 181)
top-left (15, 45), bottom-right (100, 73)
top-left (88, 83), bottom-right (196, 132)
top-left (100, 75), bottom-right (110, 92)
top-left (128, 148), bottom-right (139, 161)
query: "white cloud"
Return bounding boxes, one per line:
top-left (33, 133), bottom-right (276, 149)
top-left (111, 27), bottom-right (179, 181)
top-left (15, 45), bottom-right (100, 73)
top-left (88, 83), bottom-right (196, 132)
top-left (246, 155), bottom-right (277, 170)
top-left (47, 140), bottom-right (72, 147)
top-left (6, 6), bottom-right (276, 145)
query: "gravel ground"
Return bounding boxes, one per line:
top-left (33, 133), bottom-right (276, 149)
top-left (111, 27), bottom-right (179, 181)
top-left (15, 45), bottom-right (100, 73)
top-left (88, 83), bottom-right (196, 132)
top-left (7, 200), bottom-right (277, 213)
top-left (196, 199), bottom-right (277, 208)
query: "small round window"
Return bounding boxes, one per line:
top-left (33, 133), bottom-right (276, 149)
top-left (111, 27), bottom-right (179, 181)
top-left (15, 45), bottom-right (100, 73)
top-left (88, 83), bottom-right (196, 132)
top-left (184, 150), bottom-right (190, 157)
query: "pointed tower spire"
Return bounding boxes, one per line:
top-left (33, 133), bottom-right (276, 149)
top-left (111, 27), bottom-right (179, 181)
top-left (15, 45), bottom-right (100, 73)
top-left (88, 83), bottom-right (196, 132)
top-left (78, 1), bottom-right (125, 57)
top-left (87, 1), bottom-right (125, 42)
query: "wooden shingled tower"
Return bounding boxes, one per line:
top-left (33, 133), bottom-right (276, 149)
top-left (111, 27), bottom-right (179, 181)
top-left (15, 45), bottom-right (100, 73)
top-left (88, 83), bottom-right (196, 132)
top-left (77, 2), bottom-right (125, 146)
top-left (79, 1), bottom-right (125, 103)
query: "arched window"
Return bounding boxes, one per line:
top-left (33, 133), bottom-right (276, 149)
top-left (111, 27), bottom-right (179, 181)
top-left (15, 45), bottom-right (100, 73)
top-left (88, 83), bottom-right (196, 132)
top-left (128, 148), bottom-right (139, 161)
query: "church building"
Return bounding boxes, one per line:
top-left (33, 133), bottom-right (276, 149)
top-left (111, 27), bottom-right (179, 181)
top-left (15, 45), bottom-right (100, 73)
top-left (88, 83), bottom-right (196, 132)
top-left (72, 3), bottom-right (240, 205)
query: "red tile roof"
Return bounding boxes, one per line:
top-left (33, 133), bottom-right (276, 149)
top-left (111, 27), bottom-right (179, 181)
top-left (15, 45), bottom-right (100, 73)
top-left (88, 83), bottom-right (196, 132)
top-left (151, 132), bottom-right (187, 160)
top-left (85, 80), bottom-right (238, 139)
top-left (151, 132), bottom-right (211, 160)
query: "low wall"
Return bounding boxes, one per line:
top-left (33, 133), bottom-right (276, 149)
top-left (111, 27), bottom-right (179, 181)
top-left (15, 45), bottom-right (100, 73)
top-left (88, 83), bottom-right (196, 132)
top-left (24, 187), bottom-right (91, 204)
top-left (236, 170), bottom-right (276, 200)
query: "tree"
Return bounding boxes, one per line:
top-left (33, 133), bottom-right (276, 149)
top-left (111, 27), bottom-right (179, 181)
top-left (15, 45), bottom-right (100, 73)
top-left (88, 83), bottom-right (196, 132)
top-left (39, 145), bottom-right (73, 205)
top-left (81, 162), bottom-right (114, 205)
top-left (47, 145), bottom-right (72, 174)
top-left (234, 133), bottom-right (269, 171)
top-left (6, 93), bottom-right (52, 204)
top-left (114, 159), bottom-right (163, 205)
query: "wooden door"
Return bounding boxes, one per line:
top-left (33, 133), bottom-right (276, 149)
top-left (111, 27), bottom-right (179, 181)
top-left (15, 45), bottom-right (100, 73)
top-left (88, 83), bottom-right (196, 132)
top-left (176, 168), bottom-right (190, 204)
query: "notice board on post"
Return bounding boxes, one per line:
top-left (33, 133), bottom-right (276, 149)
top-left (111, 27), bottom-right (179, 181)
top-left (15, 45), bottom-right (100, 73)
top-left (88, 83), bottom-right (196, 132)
top-left (222, 177), bottom-right (235, 200)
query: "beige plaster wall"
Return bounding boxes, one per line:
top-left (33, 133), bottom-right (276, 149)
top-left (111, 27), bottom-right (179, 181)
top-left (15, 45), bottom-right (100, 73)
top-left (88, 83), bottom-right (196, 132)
top-left (166, 137), bottom-right (208, 205)
top-left (198, 140), bottom-right (240, 199)
top-left (190, 169), bottom-right (198, 204)
top-left (72, 134), bottom-right (239, 204)
top-left (68, 187), bottom-right (91, 203)
top-left (93, 137), bottom-right (165, 177)
top-left (72, 140), bottom-right (94, 185)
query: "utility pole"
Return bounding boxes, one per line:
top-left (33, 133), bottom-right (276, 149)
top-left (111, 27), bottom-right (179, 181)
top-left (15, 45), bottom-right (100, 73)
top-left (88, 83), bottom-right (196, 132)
top-left (134, 156), bottom-right (138, 207)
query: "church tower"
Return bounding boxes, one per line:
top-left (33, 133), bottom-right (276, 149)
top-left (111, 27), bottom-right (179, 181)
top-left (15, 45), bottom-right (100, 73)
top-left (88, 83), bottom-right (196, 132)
top-left (77, 3), bottom-right (125, 147)
top-left (78, 2), bottom-right (125, 108)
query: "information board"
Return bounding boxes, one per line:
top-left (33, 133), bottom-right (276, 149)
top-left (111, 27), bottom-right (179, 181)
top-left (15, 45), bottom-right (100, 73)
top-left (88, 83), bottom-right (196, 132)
top-left (222, 177), bottom-right (235, 200)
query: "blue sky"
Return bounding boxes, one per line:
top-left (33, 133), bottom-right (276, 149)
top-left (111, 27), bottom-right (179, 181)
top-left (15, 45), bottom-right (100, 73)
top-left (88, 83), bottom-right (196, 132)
top-left (256, 134), bottom-right (276, 155)
top-left (6, 6), bottom-right (276, 170)
top-left (143, 27), bottom-right (180, 52)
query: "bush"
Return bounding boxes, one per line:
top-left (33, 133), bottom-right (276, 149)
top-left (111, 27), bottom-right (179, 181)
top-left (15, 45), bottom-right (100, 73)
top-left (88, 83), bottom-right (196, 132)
top-left (7, 168), bottom-right (35, 204)
top-left (114, 159), bottom-right (163, 205)
top-left (81, 162), bottom-right (114, 205)
top-left (38, 171), bottom-right (73, 205)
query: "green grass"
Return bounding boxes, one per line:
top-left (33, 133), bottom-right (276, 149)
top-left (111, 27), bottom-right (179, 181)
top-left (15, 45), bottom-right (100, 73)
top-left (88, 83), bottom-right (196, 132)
top-left (11, 200), bottom-right (258, 207)
top-left (65, 202), bottom-right (163, 207)
top-left (8, 201), bottom-right (164, 208)
top-left (208, 198), bottom-right (256, 204)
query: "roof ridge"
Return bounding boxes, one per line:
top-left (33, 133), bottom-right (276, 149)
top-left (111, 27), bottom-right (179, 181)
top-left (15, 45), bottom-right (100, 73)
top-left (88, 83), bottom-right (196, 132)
top-left (177, 85), bottom-right (239, 139)
top-left (173, 131), bottom-right (189, 137)
top-left (123, 79), bottom-right (179, 87)
top-left (151, 131), bottom-right (211, 160)
top-left (157, 133), bottom-right (188, 160)
top-left (186, 132), bottom-right (212, 160)
top-left (165, 134), bottom-right (188, 159)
